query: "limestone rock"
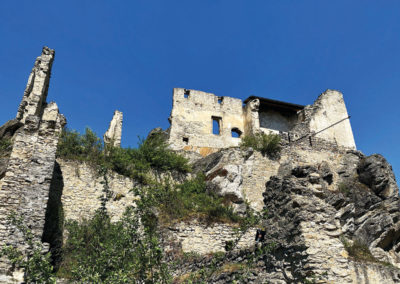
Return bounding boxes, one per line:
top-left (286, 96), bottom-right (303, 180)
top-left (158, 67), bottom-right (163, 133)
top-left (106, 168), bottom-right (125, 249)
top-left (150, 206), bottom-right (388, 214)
top-left (0, 119), bottom-right (23, 140)
top-left (104, 110), bottom-right (123, 147)
top-left (358, 154), bottom-right (399, 199)
top-left (206, 164), bottom-right (244, 203)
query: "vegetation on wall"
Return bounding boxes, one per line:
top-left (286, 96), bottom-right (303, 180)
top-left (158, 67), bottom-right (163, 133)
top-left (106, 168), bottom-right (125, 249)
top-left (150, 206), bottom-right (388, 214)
top-left (56, 167), bottom-right (170, 282)
top-left (0, 127), bottom-right (267, 282)
top-left (240, 132), bottom-right (281, 157)
top-left (56, 127), bottom-right (190, 182)
top-left (138, 174), bottom-right (242, 225)
top-left (0, 213), bottom-right (55, 283)
top-left (0, 137), bottom-right (12, 157)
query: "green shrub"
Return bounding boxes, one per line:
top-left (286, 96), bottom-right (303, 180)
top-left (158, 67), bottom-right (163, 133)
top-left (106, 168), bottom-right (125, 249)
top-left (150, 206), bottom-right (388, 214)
top-left (0, 213), bottom-right (55, 283)
top-left (340, 237), bottom-right (391, 266)
top-left (105, 133), bottom-right (191, 181)
top-left (58, 170), bottom-right (170, 283)
top-left (240, 132), bottom-right (281, 157)
top-left (57, 128), bottom-right (191, 181)
top-left (0, 137), bottom-right (12, 157)
top-left (56, 127), bottom-right (103, 163)
top-left (136, 174), bottom-right (240, 225)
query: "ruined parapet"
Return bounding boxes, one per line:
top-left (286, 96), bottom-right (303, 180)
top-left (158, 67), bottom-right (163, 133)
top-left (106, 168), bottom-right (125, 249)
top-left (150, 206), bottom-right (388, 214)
top-left (16, 47), bottom-right (55, 124)
top-left (243, 98), bottom-right (260, 136)
top-left (104, 110), bottom-right (123, 147)
top-left (294, 90), bottom-right (356, 149)
top-left (168, 88), bottom-right (244, 154)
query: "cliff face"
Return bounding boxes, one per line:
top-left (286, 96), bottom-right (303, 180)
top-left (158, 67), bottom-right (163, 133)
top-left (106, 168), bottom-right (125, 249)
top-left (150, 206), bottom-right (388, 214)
top-left (166, 147), bottom-right (399, 283)
top-left (261, 152), bottom-right (400, 283)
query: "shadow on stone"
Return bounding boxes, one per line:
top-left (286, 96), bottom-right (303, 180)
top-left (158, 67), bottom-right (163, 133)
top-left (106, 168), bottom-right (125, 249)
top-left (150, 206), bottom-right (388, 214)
top-left (42, 161), bottom-right (64, 269)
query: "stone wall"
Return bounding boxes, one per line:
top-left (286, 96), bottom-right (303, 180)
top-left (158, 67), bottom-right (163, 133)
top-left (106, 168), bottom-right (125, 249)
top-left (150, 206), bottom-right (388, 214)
top-left (259, 109), bottom-right (297, 133)
top-left (0, 104), bottom-right (65, 278)
top-left (294, 89), bottom-right (356, 149)
top-left (168, 88), bottom-right (244, 151)
top-left (168, 87), bottom-right (357, 154)
top-left (166, 221), bottom-right (255, 254)
top-left (58, 159), bottom-right (135, 223)
top-left (16, 47), bottom-right (55, 124)
top-left (104, 110), bottom-right (123, 147)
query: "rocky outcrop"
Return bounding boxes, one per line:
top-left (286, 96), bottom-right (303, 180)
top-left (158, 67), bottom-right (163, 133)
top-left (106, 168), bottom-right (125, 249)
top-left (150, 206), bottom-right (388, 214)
top-left (258, 153), bottom-right (400, 283)
top-left (169, 148), bottom-right (400, 283)
top-left (358, 154), bottom-right (399, 199)
top-left (104, 110), bottom-right (123, 147)
top-left (0, 119), bottom-right (23, 140)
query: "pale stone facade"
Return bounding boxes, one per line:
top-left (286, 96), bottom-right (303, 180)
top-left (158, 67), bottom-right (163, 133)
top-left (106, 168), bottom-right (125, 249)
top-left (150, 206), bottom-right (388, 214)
top-left (168, 88), bottom-right (245, 155)
top-left (168, 88), bottom-right (356, 154)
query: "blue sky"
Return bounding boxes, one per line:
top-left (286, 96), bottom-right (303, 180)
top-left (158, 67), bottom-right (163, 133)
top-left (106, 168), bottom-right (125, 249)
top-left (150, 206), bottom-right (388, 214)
top-left (0, 1), bottom-right (399, 182)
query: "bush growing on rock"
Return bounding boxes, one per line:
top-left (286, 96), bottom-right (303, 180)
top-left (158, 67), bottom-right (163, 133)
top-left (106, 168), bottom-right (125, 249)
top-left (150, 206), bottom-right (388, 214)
top-left (240, 132), bottom-right (281, 157)
top-left (0, 137), bottom-right (12, 157)
top-left (56, 127), bottom-right (191, 182)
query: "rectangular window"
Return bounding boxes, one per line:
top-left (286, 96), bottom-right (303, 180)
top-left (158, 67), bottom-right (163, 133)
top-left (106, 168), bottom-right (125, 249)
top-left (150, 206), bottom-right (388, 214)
top-left (212, 116), bottom-right (222, 135)
top-left (217, 96), bottom-right (223, 104)
top-left (183, 137), bottom-right (189, 144)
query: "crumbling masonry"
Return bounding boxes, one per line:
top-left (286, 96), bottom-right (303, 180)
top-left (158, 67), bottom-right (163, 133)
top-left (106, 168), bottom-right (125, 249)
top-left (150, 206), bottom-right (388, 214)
top-left (0, 47), bottom-right (65, 280)
top-left (168, 88), bottom-right (356, 155)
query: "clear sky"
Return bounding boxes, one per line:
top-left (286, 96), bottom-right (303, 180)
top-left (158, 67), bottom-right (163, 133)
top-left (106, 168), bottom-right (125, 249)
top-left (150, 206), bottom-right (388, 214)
top-left (0, 1), bottom-right (399, 183)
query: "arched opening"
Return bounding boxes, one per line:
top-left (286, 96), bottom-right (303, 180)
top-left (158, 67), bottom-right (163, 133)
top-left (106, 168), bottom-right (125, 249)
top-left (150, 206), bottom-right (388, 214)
top-left (231, 128), bottom-right (242, 138)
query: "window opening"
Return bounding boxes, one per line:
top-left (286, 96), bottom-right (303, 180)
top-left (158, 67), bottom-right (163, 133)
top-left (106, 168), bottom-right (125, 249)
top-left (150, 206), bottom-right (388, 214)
top-left (183, 137), bottom-right (189, 144)
top-left (184, 89), bottom-right (190, 99)
top-left (231, 128), bottom-right (242, 138)
top-left (217, 96), bottom-right (223, 104)
top-left (212, 116), bottom-right (221, 135)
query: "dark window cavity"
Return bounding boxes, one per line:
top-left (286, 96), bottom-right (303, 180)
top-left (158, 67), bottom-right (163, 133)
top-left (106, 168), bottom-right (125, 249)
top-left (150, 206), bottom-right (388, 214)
top-left (212, 116), bottom-right (222, 135)
top-left (231, 128), bottom-right (242, 138)
top-left (183, 137), bottom-right (189, 144)
top-left (218, 96), bottom-right (223, 104)
top-left (184, 89), bottom-right (190, 99)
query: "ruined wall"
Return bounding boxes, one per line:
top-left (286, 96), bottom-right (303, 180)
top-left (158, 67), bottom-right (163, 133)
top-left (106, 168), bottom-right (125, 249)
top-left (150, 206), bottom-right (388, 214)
top-left (169, 88), bottom-right (356, 154)
top-left (58, 159), bottom-right (135, 223)
top-left (259, 109), bottom-right (297, 133)
top-left (243, 98), bottom-right (260, 136)
top-left (16, 47), bottom-right (55, 124)
top-left (0, 104), bottom-right (65, 278)
top-left (104, 110), bottom-right (123, 147)
top-left (166, 222), bottom-right (255, 254)
top-left (295, 89), bottom-right (356, 149)
top-left (168, 88), bottom-right (244, 153)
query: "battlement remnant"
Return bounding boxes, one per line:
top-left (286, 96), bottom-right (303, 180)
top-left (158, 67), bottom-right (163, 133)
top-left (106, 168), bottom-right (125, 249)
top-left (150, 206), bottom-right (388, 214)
top-left (16, 47), bottom-right (55, 124)
top-left (168, 88), bottom-right (356, 155)
top-left (104, 110), bottom-right (123, 147)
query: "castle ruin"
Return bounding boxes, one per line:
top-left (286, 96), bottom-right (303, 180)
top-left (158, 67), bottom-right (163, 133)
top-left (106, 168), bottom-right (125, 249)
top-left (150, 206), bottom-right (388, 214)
top-left (168, 88), bottom-right (356, 155)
